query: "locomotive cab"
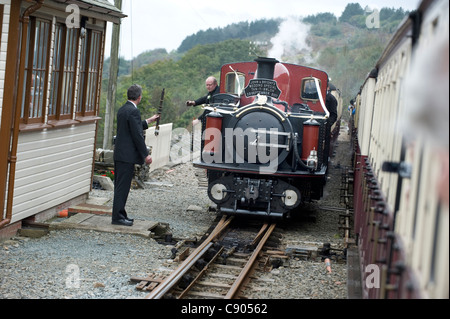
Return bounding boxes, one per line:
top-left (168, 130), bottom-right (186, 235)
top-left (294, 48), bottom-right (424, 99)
top-left (194, 57), bottom-right (335, 218)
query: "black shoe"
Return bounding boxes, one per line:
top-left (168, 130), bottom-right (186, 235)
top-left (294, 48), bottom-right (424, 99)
top-left (112, 219), bottom-right (133, 227)
top-left (120, 213), bottom-right (134, 222)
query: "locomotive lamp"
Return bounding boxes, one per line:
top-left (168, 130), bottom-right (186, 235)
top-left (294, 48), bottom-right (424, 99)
top-left (306, 149), bottom-right (319, 171)
top-left (209, 183), bottom-right (227, 202)
top-left (282, 189), bottom-right (300, 208)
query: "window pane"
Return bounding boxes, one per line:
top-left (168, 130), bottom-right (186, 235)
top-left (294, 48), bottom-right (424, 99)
top-left (76, 30), bottom-right (102, 116)
top-left (60, 27), bottom-right (78, 116)
top-left (225, 72), bottom-right (245, 95)
top-left (76, 35), bottom-right (88, 113)
top-left (22, 19), bottom-right (50, 122)
top-left (20, 22), bottom-right (31, 119)
top-left (301, 78), bottom-right (320, 100)
top-left (86, 31), bottom-right (101, 114)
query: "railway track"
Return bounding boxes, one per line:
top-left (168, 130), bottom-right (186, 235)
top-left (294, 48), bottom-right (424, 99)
top-left (143, 216), bottom-right (278, 299)
top-left (130, 136), bottom-right (352, 299)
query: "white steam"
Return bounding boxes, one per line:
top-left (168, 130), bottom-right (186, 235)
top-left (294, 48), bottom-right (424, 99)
top-left (268, 16), bottom-right (314, 64)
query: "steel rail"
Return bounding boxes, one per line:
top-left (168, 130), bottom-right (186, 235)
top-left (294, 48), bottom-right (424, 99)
top-left (251, 223), bottom-right (269, 247)
top-left (145, 215), bottom-right (233, 299)
top-left (178, 246), bottom-right (225, 299)
top-left (225, 223), bottom-right (277, 299)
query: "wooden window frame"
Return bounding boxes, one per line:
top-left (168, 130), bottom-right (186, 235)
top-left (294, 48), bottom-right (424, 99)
top-left (60, 25), bottom-right (79, 120)
top-left (19, 16), bottom-right (104, 131)
top-left (76, 29), bottom-right (103, 120)
top-left (47, 22), bottom-right (80, 126)
top-left (20, 18), bottom-right (51, 126)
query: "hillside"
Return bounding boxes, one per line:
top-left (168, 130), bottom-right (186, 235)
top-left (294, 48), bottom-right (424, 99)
top-left (98, 3), bottom-right (409, 147)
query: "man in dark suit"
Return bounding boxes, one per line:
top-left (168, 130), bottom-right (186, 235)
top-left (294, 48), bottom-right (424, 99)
top-left (326, 85), bottom-right (338, 127)
top-left (323, 84), bottom-right (339, 164)
top-left (112, 84), bottom-right (159, 226)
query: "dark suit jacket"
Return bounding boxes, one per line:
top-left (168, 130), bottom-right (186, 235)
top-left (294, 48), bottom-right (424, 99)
top-left (194, 86), bottom-right (220, 106)
top-left (114, 101), bottom-right (149, 165)
top-left (195, 86), bottom-right (220, 122)
top-left (326, 93), bottom-right (338, 125)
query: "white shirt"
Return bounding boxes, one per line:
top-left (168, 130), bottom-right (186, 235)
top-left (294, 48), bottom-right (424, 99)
top-left (129, 100), bottom-right (137, 108)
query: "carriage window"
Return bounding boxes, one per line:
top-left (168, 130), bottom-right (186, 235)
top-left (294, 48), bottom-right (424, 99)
top-left (225, 72), bottom-right (245, 95)
top-left (301, 78), bottom-right (321, 101)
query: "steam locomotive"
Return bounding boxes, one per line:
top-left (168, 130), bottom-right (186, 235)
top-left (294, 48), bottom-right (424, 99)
top-left (193, 57), bottom-right (337, 218)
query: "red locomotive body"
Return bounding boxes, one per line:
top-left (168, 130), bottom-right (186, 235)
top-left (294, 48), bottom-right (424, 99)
top-left (194, 57), bottom-right (335, 218)
top-left (219, 61), bottom-right (329, 112)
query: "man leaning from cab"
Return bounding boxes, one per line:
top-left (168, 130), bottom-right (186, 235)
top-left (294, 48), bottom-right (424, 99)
top-left (186, 76), bottom-right (220, 107)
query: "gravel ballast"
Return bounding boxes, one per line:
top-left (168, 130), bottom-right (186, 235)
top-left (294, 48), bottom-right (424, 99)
top-left (1, 124), bottom-right (353, 300)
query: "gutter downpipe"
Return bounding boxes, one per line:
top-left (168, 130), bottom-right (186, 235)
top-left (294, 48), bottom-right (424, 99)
top-left (0, 0), bottom-right (44, 229)
top-left (0, 2), bottom-right (21, 229)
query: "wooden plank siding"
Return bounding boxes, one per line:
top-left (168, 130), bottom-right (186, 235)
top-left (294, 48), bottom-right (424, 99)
top-left (395, 0), bottom-right (449, 298)
top-left (12, 123), bottom-right (96, 222)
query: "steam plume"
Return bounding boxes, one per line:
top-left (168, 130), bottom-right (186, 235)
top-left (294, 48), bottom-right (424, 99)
top-left (268, 16), bottom-right (313, 64)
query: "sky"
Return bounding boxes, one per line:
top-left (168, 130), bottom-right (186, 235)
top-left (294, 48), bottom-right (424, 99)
top-left (104, 0), bottom-right (420, 60)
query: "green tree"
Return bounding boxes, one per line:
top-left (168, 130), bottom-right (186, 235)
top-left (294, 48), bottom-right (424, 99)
top-left (339, 3), bottom-right (365, 24)
top-left (304, 12), bottom-right (337, 24)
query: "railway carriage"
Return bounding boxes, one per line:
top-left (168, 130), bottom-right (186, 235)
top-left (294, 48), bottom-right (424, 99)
top-left (352, 0), bottom-right (448, 299)
top-left (194, 57), bottom-right (340, 218)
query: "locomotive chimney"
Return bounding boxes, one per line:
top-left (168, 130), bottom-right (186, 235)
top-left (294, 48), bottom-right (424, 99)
top-left (255, 57), bottom-right (279, 80)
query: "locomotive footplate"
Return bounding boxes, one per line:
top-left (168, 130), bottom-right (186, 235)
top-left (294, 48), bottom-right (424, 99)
top-left (208, 176), bottom-right (301, 218)
top-left (193, 161), bottom-right (327, 178)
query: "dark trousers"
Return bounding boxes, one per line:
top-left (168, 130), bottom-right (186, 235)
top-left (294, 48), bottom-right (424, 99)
top-left (112, 161), bottom-right (135, 221)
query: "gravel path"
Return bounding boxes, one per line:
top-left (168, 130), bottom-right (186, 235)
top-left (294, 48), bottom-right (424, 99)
top-left (1, 123), bottom-right (353, 300)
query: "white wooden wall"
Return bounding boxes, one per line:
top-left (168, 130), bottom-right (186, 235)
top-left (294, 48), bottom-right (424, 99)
top-left (395, 0), bottom-right (449, 299)
top-left (145, 123), bottom-right (173, 172)
top-left (12, 124), bottom-right (96, 223)
top-left (370, 36), bottom-right (411, 211)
